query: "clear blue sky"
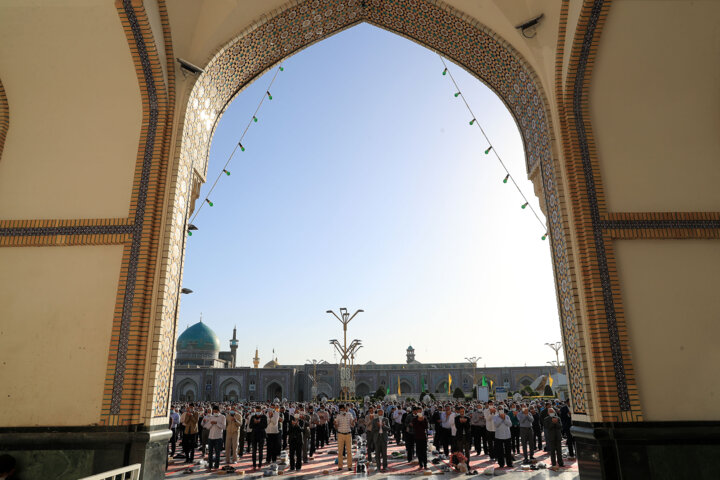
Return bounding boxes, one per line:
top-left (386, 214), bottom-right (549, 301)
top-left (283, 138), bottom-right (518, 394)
top-left (179, 24), bottom-right (563, 368)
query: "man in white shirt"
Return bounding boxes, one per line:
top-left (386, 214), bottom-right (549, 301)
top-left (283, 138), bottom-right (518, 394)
top-left (484, 403), bottom-right (497, 460)
top-left (202, 405), bottom-right (226, 471)
top-left (392, 406), bottom-right (405, 446)
top-left (439, 404), bottom-right (456, 456)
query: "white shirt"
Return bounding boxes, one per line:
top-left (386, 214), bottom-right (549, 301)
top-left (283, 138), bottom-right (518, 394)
top-left (202, 413), bottom-right (226, 440)
top-left (335, 412), bottom-right (354, 433)
top-left (392, 409), bottom-right (405, 425)
top-left (484, 409), bottom-right (497, 432)
top-left (266, 411), bottom-right (280, 434)
top-left (440, 411), bottom-right (456, 436)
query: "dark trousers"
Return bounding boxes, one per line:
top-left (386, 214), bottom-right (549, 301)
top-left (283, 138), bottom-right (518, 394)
top-left (565, 430), bottom-right (575, 457)
top-left (440, 427), bottom-right (451, 455)
top-left (208, 438), bottom-right (223, 469)
top-left (456, 435), bottom-right (471, 460)
top-left (471, 426), bottom-right (487, 455)
top-left (318, 424), bottom-right (328, 447)
top-left (170, 428), bottom-right (177, 455)
top-left (416, 438), bottom-right (428, 468)
top-left (533, 427), bottom-right (542, 452)
top-left (520, 427), bottom-right (534, 460)
top-left (183, 432), bottom-right (196, 462)
top-left (252, 434), bottom-right (265, 467)
top-left (486, 430), bottom-right (496, 459)
top-left (404, 431), bottom-right (415, 461)
top-left (433, 425), bottom-right (441, 449)
top-left (282, 430), bottom-right (289, 450)
top-left (510, 426), bottom-right (520, 453)
top-left (494, 437), bottom-right (513, 467)
top-left (393, 423), bottom-right (402, 445)
top-left (266, 433), bottom-right (280, 463)
top-left (289, 440), bottom-right (302, 470)
top-left (548, 439), bottom-right (563, 466)
top-left (309, 428), bottom-right (317, 455)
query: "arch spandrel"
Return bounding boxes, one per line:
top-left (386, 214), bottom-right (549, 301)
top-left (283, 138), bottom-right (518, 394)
top-left (160, 0), bottom-right (588, 418)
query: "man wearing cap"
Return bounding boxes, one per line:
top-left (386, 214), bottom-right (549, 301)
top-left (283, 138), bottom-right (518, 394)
top-left (334, 404), bottom-right (356, 471)
top-left (225, 408), bottom-right (242, 464)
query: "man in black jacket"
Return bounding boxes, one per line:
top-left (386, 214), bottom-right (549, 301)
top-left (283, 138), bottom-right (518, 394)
top-left (249, 406), bottom-right (268, 470)
top-left (280, 406), bottom-right (290, 451)
top-left (559, 403), bottom-right (574, 458)
top-left (543, 408), bottom-right (564, 469)
top-left (288, 414), bottom-right (305, 471)
top-left (454, 406), bottom-right (472, 461)
top-left (402, 406), bottom-right (418, 462)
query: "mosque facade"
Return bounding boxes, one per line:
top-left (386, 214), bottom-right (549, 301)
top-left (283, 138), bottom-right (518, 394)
top-left (172, 321), bottom-right (564, 402)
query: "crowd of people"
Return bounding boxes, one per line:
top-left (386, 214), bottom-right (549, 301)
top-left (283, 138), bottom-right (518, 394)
top-left (168, 398), bottom-right (575, 473)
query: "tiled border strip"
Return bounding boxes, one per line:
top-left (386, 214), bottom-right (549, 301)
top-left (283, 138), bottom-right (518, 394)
top-left (572, 0), bottom-right (632, 412)
top-left (108, 0), bottom-right (160, 416)
top-left (0, 79), bottom-right (7, 162)
top-left (602, 212), bottom-right (720, 239)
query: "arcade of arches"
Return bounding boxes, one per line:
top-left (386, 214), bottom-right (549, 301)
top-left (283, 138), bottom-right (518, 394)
top-left (0, 1), bottom-right (719, 479)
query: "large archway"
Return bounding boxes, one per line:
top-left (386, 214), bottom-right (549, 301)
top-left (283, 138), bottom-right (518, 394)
top-left (266, 381), bottom-right (283, 402)
top-left (152, 0), bottom-right (592, 424)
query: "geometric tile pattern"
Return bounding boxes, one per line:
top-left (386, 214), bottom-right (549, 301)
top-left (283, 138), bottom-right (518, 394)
top-left (168, 0), bottom-right (589, 414)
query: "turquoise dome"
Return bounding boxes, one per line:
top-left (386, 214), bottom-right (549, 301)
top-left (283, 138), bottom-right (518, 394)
top-left (177, 321), bottom-right (221, 352)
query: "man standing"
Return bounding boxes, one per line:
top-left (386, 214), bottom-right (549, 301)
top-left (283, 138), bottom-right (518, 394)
top-left (411, 407), bottom-right (430, 471)
top-left (202, 405), bottom-right (226, 471)
top-left (454, 406), bottom-right (472, 461)
top-left (334, 404), bottom-right (356, 471)
top-left (540, 402), bottom-right (551, 451)
top-left (402, 406), bottom-right (417, 462)
top-left (516, 406), bottom-right (534, 464)
top-left (483, 403), bottom-right (497, 460)
top-left (266, 406), bottom-right (281, 464)
top-left (364, 406), bottom-right (376, 464)
top-left (530, 405), bottom-right (542, 454)
top-left (225, 409), bottom-right (242, 465)
top-left (250, 406), bottom-right (268, 470)
top-left (308, 406), bottom-right (319, 458)
top-left (372, 408), bottom-right (391, 472)
top-left (543, 408), bottom-right (564, 470)
top-left (180, 404), bottom-right (200, 463)
top-left (470, 405), bottom-right (487, 456)
top-left (317, 406), bottom-right (329, 449)
top-left (288, 414), bottom-right (305, 471)
top-left (508, 404), bottom-right (520, 454)
top-left (169, 406), bottom-right (180, 457)
top-left (439, 404), bottom-right (456, 456)
top-left (493, 408), bottom-right (513, 469)
top-left (392, 406), bottom-right (405, 446)
top-left (559, 403), bottom-right (574, 458)
top-left (280, 406), bottom-right (290, 451)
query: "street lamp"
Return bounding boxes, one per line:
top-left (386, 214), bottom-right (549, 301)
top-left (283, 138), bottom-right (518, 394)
top-left (545, 342), bottom-right (563, 375)
top-left (465, 356), bottom-right (481, 390)
top-left (306, 359), bottom-right (325, 401)
top-left (327, 308), bottom-right (364, 401)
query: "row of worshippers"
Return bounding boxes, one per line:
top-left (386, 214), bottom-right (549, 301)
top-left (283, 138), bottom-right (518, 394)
top-left (169, 399), bottom-right (573, 472)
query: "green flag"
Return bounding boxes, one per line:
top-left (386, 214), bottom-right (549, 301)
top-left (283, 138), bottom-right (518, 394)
top-left (481, 375), bottom-right (488, 387)
top-left (386, 386), bottom-right (390, 395)
top-left (421, 376), bottom-right (427, 392)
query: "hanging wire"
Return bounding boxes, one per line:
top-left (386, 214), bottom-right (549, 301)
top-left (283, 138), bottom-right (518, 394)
top-left (438, 56), bottom-right (548, 235)
top-left (189, 65), bottom-right (284, 226)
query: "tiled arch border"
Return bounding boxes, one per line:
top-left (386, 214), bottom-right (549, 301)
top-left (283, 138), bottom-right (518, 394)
top-left (0, 79), bottom-right (8, 162)
top-left (158, 0), bottom-right (590, 416)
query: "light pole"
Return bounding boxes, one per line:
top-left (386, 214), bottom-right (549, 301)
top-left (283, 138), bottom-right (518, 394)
top-left (465, 356), bottom-right (481, 392)
top-left (327, 308), bottom-right (364, 401)
top-left (545, 342), bottom-right (563, 375)
top-left (306, 359), bottom-right (325, 401)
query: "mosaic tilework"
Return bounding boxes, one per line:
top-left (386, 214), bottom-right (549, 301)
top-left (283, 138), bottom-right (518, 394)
top-left (0, 78), bottom-right (8, 162)
top-left (159, 0), bottom-right (588, 414)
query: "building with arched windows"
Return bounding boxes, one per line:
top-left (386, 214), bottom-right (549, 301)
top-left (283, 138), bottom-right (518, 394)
top-left (172, 324), bottom-right (563, 402)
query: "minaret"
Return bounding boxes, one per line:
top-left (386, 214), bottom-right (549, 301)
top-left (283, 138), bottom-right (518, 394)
top-left (406, 345), bottom-right (416, 364)
top-left (253, 347), bottom-right (260, 369)
top-left (229, 326), bottom-right (238, 368)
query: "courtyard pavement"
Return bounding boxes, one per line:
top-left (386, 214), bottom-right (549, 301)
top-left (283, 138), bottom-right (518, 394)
top-left (165, 436), bottom-right (578, 479)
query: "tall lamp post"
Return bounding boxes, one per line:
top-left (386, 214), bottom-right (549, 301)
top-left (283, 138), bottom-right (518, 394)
top-left (465, 356), bottom-right (481, 393)
top-left (544, 342), bottom-right (563, 375)
top-left (306, 358), bottom-right (325, 401)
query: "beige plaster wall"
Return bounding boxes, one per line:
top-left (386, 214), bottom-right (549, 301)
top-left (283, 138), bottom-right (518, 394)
top-left (591, 0), bottom-right (720, 212)
top-left (0, 1), bottom-right (141, 220)
top-left (615, 240), bottom-right (720, 421)
top-left (0, 246), bottom-right (123, 427)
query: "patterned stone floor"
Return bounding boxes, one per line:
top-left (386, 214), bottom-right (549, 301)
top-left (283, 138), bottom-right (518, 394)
top-left (165, 436), bottom-right (578, 479)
